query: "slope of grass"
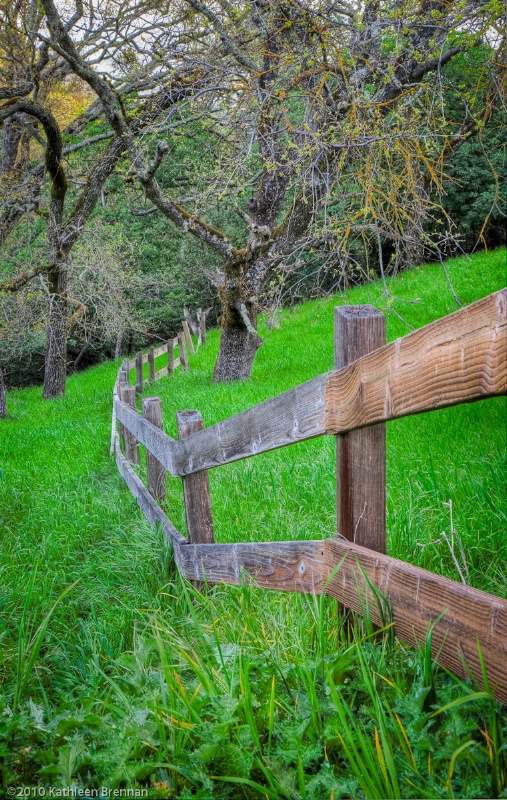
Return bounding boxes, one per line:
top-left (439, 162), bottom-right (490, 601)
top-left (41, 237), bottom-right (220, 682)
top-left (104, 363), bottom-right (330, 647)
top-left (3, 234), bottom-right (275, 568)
top-left (0, 249), bottom-right (506, 798)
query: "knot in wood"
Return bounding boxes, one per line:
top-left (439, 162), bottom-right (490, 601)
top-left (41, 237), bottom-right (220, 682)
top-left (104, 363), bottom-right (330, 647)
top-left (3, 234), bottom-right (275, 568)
top-left (298, 560), bottom-right (306, 577)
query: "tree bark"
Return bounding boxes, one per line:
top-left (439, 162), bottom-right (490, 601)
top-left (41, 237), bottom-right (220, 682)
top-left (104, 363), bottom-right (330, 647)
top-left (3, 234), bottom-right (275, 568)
top-left (213, 259), bottom-right (262, 382)
top-left (213, 326), bottom-right (262, 382)
top-left (42, 258), bottom-right (68, 399)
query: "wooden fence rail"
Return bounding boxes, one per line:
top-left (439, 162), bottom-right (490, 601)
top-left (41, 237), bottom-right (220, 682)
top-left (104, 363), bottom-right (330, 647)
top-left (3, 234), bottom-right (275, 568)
top-left (111, 289), bottom-right (507, 704)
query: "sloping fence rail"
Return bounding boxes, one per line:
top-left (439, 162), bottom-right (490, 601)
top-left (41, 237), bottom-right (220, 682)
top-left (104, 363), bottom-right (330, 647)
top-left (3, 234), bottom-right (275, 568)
top-left (111, 290), bottom-right (507, 705)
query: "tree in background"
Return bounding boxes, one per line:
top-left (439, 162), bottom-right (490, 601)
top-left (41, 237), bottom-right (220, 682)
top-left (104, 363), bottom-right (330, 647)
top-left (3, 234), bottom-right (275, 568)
top-left (0, 0), bottom-right (198, 396)
top-left (2, 0), bottom-right (504, 389)
top-left (40, 0), bottom-right (504, 381)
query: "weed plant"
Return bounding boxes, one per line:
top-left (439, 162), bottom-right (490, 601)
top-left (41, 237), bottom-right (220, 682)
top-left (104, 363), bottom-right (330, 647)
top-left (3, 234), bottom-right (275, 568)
top-left (0, 250), bottom-right (506, 797)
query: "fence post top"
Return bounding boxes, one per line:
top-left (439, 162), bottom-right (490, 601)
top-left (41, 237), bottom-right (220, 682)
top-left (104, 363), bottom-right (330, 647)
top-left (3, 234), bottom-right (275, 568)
top-left (176, 409), bottom-right (202, 423)
top-left (142, 396), bottom-right (161, 409)
top-left (335, 304), bottom-right (385, 319)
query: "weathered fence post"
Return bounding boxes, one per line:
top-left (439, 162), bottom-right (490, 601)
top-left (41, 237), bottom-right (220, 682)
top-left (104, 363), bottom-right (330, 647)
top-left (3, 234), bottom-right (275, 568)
top-left (198, 308), bottom-right (206, 345)
top-left (142, 397), bottom-right (167, 502)
top-left (182, 320), bottom-right (195, 355)
top-left (178, 332), bottom-right (188, 372)
top-left (177, 410), bottom-right (214, 585)
top-left (121, 358), bottom-right (130, 385)
top-left (119, 384), bottom-right (140, 465)
top-left (167, 339), bottom-right (174, 376)
top-left (135, 351), bottom-right (143, 393)
top-left (334, 305), bottom-right (386, 553)
top-left (148, 347), bottom-right (155, 381)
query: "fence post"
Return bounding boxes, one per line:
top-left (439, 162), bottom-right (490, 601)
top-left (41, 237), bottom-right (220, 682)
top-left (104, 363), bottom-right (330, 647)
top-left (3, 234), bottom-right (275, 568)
top-left (167, 339), bottom-right (174, 376)
top-left (176, 409), bottom-right (214, 557)
top-left (334, 305), bottom-right (386, 553)
top-left (121, 358), bottom-right (130, 385)
top-left (148, 347), bottom-right (155, 381)
top-left (198, 308), bottom-right (206, 345)
top-left (119, 384), bottom-right (140, 465)
top-left (142, 397), bottom-right (167, 502)
top-left (178, 332), bottom-right (188, 372)
top-left (135, 351), bottom-right (143, 393)
top-left (182, 320), bottom-right (195, 355)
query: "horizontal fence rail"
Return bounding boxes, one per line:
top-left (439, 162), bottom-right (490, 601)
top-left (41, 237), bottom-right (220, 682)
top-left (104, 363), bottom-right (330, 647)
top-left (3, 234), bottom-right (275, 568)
top-left (114, 290), bottom-right (506, 477)
top-left (111, 289), bottom-right (507, 705)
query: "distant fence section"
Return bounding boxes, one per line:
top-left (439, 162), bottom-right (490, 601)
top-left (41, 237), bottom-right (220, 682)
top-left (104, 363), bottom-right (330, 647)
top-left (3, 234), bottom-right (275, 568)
top-left (111, 290), bottom-right (507, 705)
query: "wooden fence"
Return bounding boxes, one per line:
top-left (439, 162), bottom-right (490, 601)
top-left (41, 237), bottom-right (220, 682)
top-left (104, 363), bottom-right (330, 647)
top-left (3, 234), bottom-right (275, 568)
top-left (109, 311), bottom-right (206, 456)
top-left (111, 290), bottom-right (507, 705)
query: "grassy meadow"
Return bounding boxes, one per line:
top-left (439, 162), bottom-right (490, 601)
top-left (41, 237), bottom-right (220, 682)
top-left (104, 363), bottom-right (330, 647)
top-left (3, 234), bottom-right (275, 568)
top-left (0, 249), bottom-right (506, 798)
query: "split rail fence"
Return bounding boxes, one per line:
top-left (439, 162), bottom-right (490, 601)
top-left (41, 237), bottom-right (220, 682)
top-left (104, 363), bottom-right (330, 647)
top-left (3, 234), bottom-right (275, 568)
top-left (111, 290), bottom-right (507, 705)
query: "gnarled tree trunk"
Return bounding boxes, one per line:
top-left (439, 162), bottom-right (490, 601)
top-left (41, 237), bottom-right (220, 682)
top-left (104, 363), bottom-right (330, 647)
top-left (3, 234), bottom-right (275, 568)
top-left (213, 260), bottom-right (262, 382)
top-left (213, 326), bottom-right (262, 382)
top-left (42, 258), bottom-right (68, 398)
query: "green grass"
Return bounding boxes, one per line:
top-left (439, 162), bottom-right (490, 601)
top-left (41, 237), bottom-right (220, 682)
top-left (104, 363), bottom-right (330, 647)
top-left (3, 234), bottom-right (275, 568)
top-left (0, 249), bottom-right (506, 798)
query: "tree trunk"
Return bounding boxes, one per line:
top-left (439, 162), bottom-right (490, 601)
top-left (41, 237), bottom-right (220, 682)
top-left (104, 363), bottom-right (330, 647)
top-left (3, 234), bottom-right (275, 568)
top-left (42, 260), bottom-right (68, 399)
top-left (213, 260), bottom-right (263, 382)
top-left (0, 366), bottom-right (6, 418)
top-left (115, 326), bottom-right (123, 359)
top-left (213, 325), bottom-right (262, 381)
top-left (0, 117), bottom-right (23, 175)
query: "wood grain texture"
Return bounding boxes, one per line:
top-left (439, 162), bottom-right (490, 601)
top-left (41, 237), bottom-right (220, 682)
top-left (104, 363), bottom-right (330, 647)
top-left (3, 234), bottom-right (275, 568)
top-left (183, 320), bottom-right (195, 355)
top-left (115, 397), bottom-right (178, 474)
top-left (170, 374), bottom-right (327, 476)
top-left (154, 366), bottom-right (168, 381)
top-left (114, 434), bottom-right (186, 550)
top-left (334, 305), bottom-right (386, 553)
top-left (178, 540), bottom-right (328, 593)
top-left (177, 410), bottom-right (215, 546)
top-left (143, 397), bottom-right (166, 502)
top-left (325, 290), bottom-right (507, 434)
top-left (324, 538), bottom-right (507, 705)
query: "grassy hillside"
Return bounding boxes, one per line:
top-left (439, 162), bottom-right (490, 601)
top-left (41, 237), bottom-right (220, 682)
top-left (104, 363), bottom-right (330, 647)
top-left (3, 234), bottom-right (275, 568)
top-left (0, 250), bottom-right (506, 798)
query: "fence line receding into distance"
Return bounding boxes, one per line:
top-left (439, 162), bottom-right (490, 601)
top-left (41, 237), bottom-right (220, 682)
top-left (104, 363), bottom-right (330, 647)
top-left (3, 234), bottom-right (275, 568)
top-left (111, 291), bottom-right (507, 705)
